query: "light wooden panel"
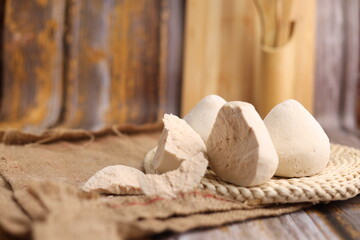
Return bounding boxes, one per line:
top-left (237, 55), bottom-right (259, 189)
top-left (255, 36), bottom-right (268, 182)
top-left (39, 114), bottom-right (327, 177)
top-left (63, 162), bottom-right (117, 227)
top-left (254, 0), bottom-right (315, 117)
top-left (182, 0), bottom-right (315, 117)
top-left (181, 0), bottom-right (259, 115)
top-left (217, 0), bottom-right (258, 105)
top-left (291, 0), bottom-right (316, 113)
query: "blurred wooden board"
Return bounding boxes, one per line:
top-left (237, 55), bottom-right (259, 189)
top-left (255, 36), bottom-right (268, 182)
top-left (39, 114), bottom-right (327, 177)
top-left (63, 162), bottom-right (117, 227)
top-left (0, 0), bottom-right (4, 105)
top-left (0, 0), bottom-right (65, 132)
top-left (0, 0), bottom-right (184, 132)
top-left (290, 0), bottom-right (315, 114)
top-left (62, 0), bottom-right (184, 130)
top-left (181, 0), bottom-right (259, 115)
top-left (315, 0), bottom-right (345, 128)
top-left (62, 0), bottom-right (113, 130)
top-left (315, 0), bottom-right (360, 132)
top-left (181, 0), bottom-right (315, 116)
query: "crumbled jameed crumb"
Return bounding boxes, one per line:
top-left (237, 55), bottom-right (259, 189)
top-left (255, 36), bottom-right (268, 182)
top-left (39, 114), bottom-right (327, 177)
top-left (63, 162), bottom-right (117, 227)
top-left (82, 165), bottom-right (145, 195)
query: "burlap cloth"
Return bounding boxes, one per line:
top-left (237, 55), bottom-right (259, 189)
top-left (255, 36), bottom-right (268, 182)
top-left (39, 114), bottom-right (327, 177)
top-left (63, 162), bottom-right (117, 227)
top-left (0, 126), bottom-right (358, 239)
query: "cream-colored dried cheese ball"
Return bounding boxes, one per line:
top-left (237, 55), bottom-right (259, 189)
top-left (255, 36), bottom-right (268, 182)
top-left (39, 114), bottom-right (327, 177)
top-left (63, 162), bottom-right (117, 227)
top-left (264, 99), bottom-right (330, 177)
top-left (183, 95), bottom-right (226, 142)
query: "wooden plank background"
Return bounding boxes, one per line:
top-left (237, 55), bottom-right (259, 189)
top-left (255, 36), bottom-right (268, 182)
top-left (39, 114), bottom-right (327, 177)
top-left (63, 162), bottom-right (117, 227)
top-left (181, 0), bottom-right (259, 115)
top-left (0, 0), bottom-right (358, 131)
top-left (0, 0), bottom-right (65, 132)
top-left (315, 0), bottom-right (360, 141)
top-left (0, 0), bottom-right (184, 132)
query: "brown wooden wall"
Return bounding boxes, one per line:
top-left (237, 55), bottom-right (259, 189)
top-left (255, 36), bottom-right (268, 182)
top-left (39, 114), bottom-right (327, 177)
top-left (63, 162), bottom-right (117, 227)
top-left (315, 0), bottom-right (360, 135)
top-left (0, 0), bottom-right (359, 135)
top-left (0, 0), bottom-right (184, 132)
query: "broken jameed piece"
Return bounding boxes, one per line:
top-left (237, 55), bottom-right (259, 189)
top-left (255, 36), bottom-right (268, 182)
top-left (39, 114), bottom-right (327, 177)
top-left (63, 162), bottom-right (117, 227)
top-left (81, 165), bottom-right (144, 195)
top-left (139, 152), bottom-right (208, 198)
top-left (152, 114), bottom-right (207, 174)
top-left (83, 114), bottom-right (208, 197)
top-left (144, 96), bottom-right (224, 174)
top-left (206, 101), bottom-right (278, 187)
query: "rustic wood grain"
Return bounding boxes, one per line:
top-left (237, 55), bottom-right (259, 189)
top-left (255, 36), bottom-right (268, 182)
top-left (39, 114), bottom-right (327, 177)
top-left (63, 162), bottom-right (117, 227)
top-left (181, 0), bottom-right (259, 115)
top-left (217, 0), bottom-right (258, 104)
top-left (315, 0), bottom-right (360, 133)
top-left (358, 83), bottom-right (360, 129)
top-left (160, 0), bottom-right (184, 116)
top-left (61, 0), bottom-right (114, 130)
top-left (325, 128), bottom-right (360, 149)
top-left (61, 0), bottom-right (182, 130)
top-left (306, 197), bottom-right (360, 240)
top-left (291, 0), bottom-right (315, 113)
top-left (341, 0), bottom-right (360, 135)
top-left (314, 0), bottom-right (344, 128)
top-left (0, 0), bottom-right (183, 131)
top-left (107, 0), bottom-right (161, 126)
top-left (181, 0), bottom-right (222, 115)
top-left (164, 210), bottom-right (340, 240)
top-left (0, 0), bottom-right (4, 106)
top-left (0, 0), bottom-right (65, 133)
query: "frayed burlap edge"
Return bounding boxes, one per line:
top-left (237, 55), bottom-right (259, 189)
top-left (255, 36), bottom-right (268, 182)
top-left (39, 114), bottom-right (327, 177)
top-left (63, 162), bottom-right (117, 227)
top-left (0, 122), bottom-right (163, 145)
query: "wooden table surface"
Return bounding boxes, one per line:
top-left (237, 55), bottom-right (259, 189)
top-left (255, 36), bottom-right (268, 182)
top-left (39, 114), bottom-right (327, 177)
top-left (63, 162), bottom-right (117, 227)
top-left (161, 128), bottom-right (360, 240)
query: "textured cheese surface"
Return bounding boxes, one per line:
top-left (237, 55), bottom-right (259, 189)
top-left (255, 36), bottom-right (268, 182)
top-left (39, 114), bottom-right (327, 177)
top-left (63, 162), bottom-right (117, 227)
top-left (206, 101), bottom-right (278, 187)
top-left (264, 99), bottom-right (330, 177)
top-left (82, 165), bottom-right (144, 195)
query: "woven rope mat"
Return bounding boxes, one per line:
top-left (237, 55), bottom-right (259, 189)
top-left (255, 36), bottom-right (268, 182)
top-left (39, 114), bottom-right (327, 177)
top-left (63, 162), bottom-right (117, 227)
top-left (200, 144), bottom-right (360, 204)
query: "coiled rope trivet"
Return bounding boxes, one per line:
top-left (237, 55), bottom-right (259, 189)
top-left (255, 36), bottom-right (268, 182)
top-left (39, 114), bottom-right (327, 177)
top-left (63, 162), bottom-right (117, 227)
top-left (199, 144), bottom-right (360, 204)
